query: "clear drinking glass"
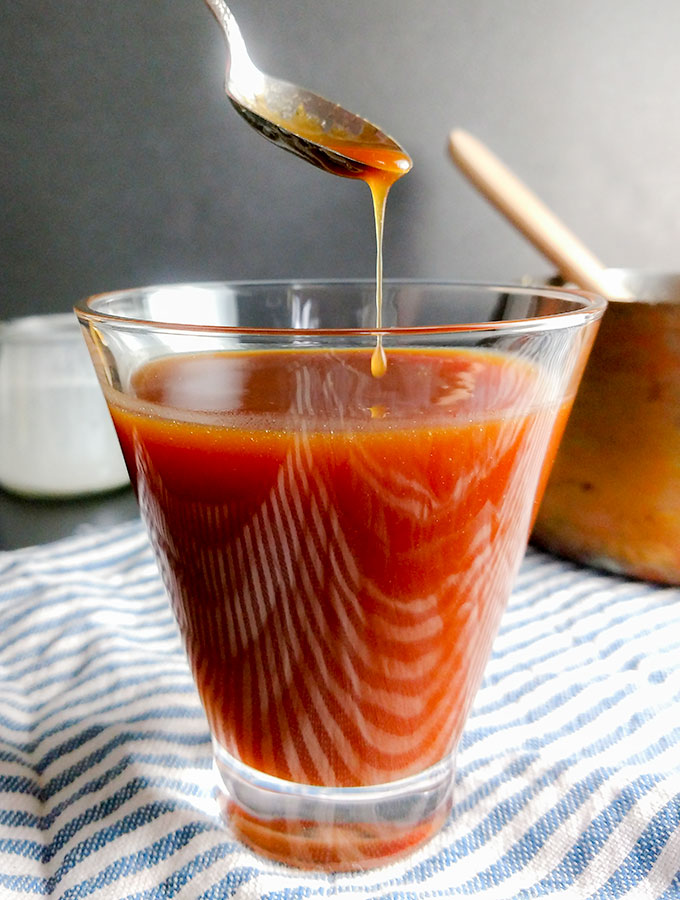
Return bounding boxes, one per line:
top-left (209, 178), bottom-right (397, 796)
top-left (75, 280), bottom-right (605, 871)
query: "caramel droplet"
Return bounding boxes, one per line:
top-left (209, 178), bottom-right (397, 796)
top-left (369, 404), bottom-right (387, 419)
top-left (371, 340), bottom-right (387, 378)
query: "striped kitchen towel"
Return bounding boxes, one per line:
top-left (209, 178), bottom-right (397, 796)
top-left (0, 519), bottom-right (678, 899)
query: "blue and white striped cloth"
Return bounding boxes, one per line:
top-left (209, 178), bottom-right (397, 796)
top-left (0, 519), bottom-right (679, 899)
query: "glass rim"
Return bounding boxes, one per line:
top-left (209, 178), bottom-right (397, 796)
top-left (74, 278), bottom-right (607, 337)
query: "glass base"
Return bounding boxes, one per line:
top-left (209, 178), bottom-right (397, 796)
top-left (213, 742), bottom-right (454, 871)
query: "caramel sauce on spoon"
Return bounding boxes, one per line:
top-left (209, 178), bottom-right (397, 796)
top-left (247, 103), bottom-right (412, 377)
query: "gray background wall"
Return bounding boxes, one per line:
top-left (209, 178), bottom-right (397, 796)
top-left (2, 0), bottom-right (680, 317)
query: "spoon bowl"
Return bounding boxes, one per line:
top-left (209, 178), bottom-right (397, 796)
top-left (204, 0), bottom-right (412, 178)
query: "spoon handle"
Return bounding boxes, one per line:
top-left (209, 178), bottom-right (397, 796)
top-left (448, 129), bottom-right (624, 299)
top-left (203, 0), bottom-right (253, 78)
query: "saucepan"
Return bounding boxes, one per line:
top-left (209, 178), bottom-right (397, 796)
top-left (449, 131), bottom-right (680, 584)
top-left (533, 268), bottom-right (680, 584)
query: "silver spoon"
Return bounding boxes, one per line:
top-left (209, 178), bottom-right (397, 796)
top-left (203, 0), bottom-right (412, 178)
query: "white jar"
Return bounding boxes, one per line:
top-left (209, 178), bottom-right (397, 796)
top-left (0, 313), bottom-right (129, 497)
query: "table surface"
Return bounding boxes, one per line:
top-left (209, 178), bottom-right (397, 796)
top-left (0, 485), bottom-right (140, 551)
top-left (0, 516), bottom-right (678, 899)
